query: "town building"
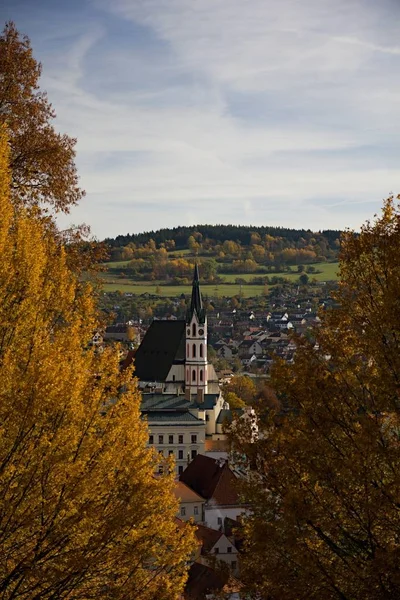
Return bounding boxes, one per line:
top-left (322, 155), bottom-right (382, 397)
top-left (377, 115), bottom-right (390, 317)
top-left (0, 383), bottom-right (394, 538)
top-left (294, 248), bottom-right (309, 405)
top-left (125, 265), bottom-right (237, 473)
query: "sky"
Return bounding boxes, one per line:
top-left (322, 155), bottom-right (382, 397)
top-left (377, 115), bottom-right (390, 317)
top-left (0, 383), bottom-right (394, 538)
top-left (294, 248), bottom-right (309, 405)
top-left (3, 0), bottom-right (400, 240)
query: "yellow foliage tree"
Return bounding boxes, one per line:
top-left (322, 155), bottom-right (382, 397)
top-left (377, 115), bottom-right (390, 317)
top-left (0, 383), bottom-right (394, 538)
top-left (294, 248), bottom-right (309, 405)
top-left (0, 129), bottom-right (195, 599)
top-left (233, 197), bottom-right (400, 599)
top-left (0, 22), bottom-right (84, 213)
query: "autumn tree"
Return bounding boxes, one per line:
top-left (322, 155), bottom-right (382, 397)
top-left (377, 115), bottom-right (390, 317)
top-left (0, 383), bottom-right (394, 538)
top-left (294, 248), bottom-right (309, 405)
top-left (0, 128), bottom-right (195, 600)
top-left (0, 22), bottom-right (83, 213)
top-left (233, 197), bottom-right (400, 600)
top-left (222, 375), bottom-right (257, 406)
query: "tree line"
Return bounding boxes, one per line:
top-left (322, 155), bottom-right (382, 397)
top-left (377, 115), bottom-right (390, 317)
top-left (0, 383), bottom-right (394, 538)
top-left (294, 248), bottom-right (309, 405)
top-left (105, 223), bottom-right (342, 253)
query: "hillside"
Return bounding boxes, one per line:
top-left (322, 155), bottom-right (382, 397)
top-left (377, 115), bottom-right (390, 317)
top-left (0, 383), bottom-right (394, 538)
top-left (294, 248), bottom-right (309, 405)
top-left (105, 224), bottom-right (341, 253)
top-left (101, 224), bottom-right (340, 297)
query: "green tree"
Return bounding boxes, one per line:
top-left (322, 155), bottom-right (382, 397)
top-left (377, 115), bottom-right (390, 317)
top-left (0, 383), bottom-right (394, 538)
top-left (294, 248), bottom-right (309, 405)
top-left (233, 197), bottom-right (400, 600)
top-left (0, 129), bottom-right (195, 600)
top-left (299, 272), bottom-right (309, 285)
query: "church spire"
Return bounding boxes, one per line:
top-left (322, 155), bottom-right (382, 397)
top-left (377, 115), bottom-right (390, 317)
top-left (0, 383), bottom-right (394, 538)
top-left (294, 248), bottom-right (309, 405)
top-left (187, 264), bottom-right (206, 324)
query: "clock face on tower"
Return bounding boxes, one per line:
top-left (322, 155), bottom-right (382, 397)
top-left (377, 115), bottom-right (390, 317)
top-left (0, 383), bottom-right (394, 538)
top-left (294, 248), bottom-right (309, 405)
top-left (198, 328), bottom-right (204, 336)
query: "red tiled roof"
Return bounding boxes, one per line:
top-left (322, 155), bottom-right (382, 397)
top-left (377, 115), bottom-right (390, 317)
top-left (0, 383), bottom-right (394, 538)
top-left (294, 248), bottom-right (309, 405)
top-left (194, 524), bottom-right (222, 553)
top-left (179, 454), bottom-right (240, 506)
top-left (184, 562), bottom-right (227, 600)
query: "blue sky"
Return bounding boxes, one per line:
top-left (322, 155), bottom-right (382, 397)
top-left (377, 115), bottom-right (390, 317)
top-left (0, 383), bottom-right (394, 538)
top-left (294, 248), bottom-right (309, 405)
top-left (3, 0), bottom-right (400, 240)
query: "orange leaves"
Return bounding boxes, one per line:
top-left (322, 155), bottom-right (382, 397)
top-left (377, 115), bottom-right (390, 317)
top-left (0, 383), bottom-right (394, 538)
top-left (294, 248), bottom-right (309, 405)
top-left (0, 23), bottom-right (84, 213)
top-left (0, 131), bottom-right (195, 599)
top-left (234, 197), bottom-right (400, 599)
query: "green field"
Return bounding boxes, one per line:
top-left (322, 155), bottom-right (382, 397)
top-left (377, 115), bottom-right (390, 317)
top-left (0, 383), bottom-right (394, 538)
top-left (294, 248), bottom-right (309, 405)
top-left (101, 260), bottom-right (338, 297)
top-left (220, 262), bottom-right (338, 282)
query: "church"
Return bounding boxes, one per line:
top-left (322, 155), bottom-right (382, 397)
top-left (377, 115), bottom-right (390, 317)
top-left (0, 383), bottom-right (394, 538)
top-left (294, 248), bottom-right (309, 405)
top-left (124, 265), bottom-right (233, 474)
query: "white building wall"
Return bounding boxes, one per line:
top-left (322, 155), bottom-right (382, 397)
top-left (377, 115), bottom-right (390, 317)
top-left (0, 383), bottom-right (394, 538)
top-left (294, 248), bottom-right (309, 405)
top-left (204, 505), bottom-right (248, 531)
top-left (178, 500), bottom-right (204, 523)
top-left (147, 421), bottom-right (205, 475)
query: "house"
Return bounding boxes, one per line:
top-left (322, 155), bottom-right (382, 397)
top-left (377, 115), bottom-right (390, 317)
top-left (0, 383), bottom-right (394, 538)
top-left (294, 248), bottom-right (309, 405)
top-left (174, 481), bottom-right (205, 523)
top-left (104, 324), bottom-right (131, 342)
top-left (216, 344), bottom-right (233, 360)
top-left (184, 561), bottom-right (241, 600)
top-left (195, 523), bottom-right (239, 573)
top-left (180, 454), bottom-right (248, 531)
top-left (238, 340), bottom-right (263, 358)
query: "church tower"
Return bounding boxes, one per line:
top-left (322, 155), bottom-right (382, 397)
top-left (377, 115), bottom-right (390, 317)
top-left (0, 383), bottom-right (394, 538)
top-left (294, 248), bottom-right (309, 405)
top-left (185, 264), bottom-right (208, 400)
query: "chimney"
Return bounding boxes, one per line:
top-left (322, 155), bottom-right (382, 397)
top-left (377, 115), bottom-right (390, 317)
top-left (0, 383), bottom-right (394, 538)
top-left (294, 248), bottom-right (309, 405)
top-left (197, 389), bottom-right (204, 403)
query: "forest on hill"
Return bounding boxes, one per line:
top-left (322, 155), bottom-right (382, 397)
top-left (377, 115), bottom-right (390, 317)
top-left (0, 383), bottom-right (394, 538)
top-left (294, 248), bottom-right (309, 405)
top-left (104, 224), bottom-right (341, 284)
top-left (105, 224), bottom-right (342, 251)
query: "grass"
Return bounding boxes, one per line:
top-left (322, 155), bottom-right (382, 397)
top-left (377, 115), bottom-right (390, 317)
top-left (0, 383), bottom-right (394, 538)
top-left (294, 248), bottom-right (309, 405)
top-left (101, 260), bottom-right (339, 297)
top-left (220, 262), bottom-right (338, 282)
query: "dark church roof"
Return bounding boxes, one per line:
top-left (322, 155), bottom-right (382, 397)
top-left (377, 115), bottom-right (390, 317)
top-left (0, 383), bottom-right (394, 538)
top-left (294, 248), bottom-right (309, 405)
top-left (186, 264), bottom-right (206, 324)
top-left (133, 320), bottom-right (185, 381)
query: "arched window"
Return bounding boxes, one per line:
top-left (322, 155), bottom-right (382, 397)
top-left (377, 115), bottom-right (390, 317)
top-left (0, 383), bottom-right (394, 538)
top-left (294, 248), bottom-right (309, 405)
top-left (186, 369), bottom-right (189, 382)
top-left (199, 344), bottom-right (203, 358)
top-left (193, 344), bottom-right (196, 358)
top-left (192, 370), bottom-right (196, 382)
top-left (187, 344), bottom-right (189, 357)
top-left (192, 323), bottom-right (196, 337)
top-left (200, 369), bottom-right (203, 382)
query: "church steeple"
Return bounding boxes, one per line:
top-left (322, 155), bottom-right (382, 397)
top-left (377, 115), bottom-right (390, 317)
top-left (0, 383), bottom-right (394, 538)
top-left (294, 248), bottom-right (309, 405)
top-left (187, 264), bottom-right (206, 324)
top-left (185, 264), bottom-right (208, 399)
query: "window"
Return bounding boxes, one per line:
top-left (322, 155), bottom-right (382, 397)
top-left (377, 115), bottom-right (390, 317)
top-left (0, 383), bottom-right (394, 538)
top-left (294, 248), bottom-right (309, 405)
top-left (191, 434), bottom-right (197, 444)
top-left (169, 450), bottom-right (174, 456)
top-left (231, 561), bottom-right (237, 570)
top-left (169, 434), bottom-right (173, 444)
top-left (199, 369), bottom-right (203, 382)
top-left (214, 548), bottom-right (219, 554)
top-left (192, 370), bottom-right (196, 382)
top-left (199, 344), bottom-right (203, 358)
top-left (180, 507), bottom-right (186, 517)
top-left (227, 547), bottom-right (232, 554)
top-left (158, 435), bottom-right (164, 444)
top-left (178, 465), bottom-right (184, 475)
top-left (194, 506), bottom-right (199, 515)
top-left (191, 449), bottom-right (197, 459)
top-left (149, 435), bottom-right (154, 444)
top-left (178, 434), bottom-right (183, 444)
top-left (192, 323), bottom-right (196, 337)
top-left (217, 517), bottom-right (222, 525)
top-left (178, 450), bottom-right (184, 460)
top-left (186, 369), bottom-right (189, 382)
top-left (172, 374), bottom-right (175, 382)
top-left (206, 414), bottom-right (209, 421)
top-left (192, 343), bottom-right (196, 358)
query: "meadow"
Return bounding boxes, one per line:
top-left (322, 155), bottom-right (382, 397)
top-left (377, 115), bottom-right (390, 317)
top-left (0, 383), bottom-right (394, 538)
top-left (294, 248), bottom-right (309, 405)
top-left (101, 261), bottom-right (338, 297)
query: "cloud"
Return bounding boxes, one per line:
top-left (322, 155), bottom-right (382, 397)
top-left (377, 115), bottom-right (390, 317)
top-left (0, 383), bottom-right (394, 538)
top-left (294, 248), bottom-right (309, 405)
top-left (10, 0), bottom-right (400, 238)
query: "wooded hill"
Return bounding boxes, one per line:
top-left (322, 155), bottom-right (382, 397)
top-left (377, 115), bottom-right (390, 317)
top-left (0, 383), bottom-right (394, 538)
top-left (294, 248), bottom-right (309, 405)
top-left (105, 224), bottom-right (341, 251)
top-left (104, 224), bottom-right (341, 285)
